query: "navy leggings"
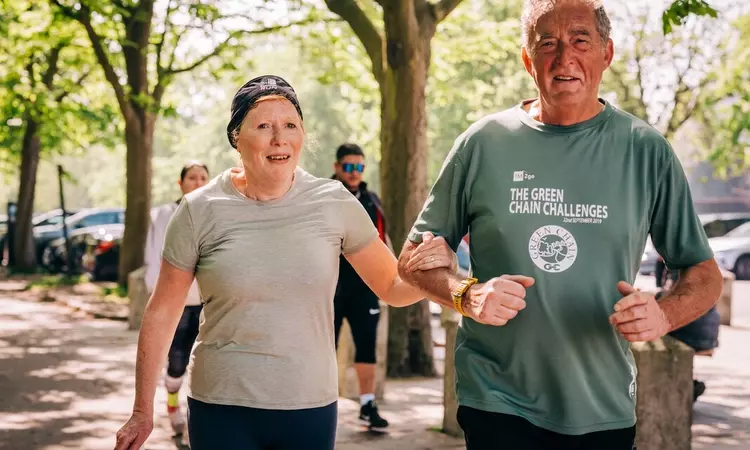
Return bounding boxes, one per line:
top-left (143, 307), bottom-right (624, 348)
top-left (187, 397), bottom-right (337, 450)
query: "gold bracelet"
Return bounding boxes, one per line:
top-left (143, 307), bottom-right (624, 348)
top-left (452, 277), bottom-right (478, 317)
top-left (454, 293), bottom-right (466, 316)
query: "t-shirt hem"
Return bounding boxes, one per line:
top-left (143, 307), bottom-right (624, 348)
top-left (187, 391), bottom-right (339, 411)
top-left (458, 397), bottom-right (636, 435)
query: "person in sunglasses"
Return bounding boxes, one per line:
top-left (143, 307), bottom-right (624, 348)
top-left (331, 143), bottom-right (390, 430)
top-left (113, 75), bottom-right (461, 450)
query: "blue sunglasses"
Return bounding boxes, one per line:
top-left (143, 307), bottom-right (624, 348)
top-left (342, 163), bottom-right (365, 173)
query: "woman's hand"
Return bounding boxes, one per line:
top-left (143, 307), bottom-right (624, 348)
top-left (114, 411), bottom-right (153, 450)
top-left (404, 232), bottom-right (457, 273)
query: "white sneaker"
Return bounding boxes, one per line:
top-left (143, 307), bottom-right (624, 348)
top-left (181, 423), bottom-right (190, 448)
top-left (168, 408), bottom-right (186, 435)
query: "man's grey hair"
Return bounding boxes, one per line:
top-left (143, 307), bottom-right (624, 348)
top-left (521, 0), bottom-right (611, 50)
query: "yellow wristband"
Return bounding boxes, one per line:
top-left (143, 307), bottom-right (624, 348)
top-left (452, 277), bottom-right (478, 317)
top-left (454, 293), bottom-right (466, 316)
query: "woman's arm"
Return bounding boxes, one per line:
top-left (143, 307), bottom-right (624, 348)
top-left (115, 258), bottom-right (193, 450)
top-left (132, 259), bottom-right (194, 415)
top-left (345, 235), bottom-right (455, 307)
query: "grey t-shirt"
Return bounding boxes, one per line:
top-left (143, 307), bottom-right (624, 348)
top-left (162, 167), bottom-right (378, 410)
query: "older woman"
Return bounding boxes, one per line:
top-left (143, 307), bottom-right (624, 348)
top-left (114, 75), bottom-right (455, 450)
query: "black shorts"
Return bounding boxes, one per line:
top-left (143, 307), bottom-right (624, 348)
top-left (457, 406), bottom-right (636, 450)
top-left (334, 290), bottom-right (380, 364)
top-left (188, 397), bottom-right (337, 450)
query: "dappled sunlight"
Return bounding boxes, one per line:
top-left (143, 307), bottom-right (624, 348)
top-left (0, 298), bottom-right (174, 449)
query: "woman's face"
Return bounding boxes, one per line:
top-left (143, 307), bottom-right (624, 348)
top-left (234, 97), bottom-right (304, 186)
top-left (179, 166), bottom-right (209, 195)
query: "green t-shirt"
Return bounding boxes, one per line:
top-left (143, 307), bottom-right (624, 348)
top-left (408, 100), bottom-right (713, 435)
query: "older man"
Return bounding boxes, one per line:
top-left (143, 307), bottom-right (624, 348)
top-left (398, 0), bottom-right (722, 448)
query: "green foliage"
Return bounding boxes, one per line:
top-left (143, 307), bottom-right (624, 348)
top-left (428, 0), bottom-right (534, 182)
top-left (27, 274), bottom-right (86, 289)
top-left (101, 284), bottom-right (128, 298)
top-left (696, 13), bottom-right (750, 175)
top-left (0, 1), bottom-right (119, 171)
top-left (295, 0), bottom-right (534, 185)
top-left (663, 0), bottom-right (718, 34)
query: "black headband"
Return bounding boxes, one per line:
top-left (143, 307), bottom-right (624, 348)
top-left (226, 75), bottom-right (303, 149)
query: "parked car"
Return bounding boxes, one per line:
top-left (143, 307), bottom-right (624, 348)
top-left (708, 222), bottom-right (750, 280)
top-left (81, 224), bottom-right (123, 281)
top-left (0, 208), bottom-right (78, 259)
top-left (34, 207), bottom-right (124, 267)
top-left (700, 212), bottom-right (750, 239)
top-left (43, 224), bottom-right (123, 278)
top-left (32, 208), bottom-right (78, 228)
top-left (639, 212), bottom-right (750, 276)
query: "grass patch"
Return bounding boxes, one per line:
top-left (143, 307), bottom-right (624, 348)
top-left (101, 285), bottom-right (128, 298)
top-left (27, 274), bottom-right (86, 289)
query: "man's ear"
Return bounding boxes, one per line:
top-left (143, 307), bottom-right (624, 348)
top-left (604, 38), bottom-right (614, 68)
top-left (521, 46), bottom-right (533, 76)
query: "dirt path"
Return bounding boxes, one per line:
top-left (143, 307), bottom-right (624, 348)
top-left (0, 296), bottom-right (177, 450)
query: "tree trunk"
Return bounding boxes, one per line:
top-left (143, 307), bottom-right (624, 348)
top-left (13, 115), bottom-right (42, 271)
top-left (117, 114), bottom-right (154, 285)
top-left (382, 6), bottom-right (436, 377)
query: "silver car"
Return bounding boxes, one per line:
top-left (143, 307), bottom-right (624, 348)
top-left (639, 212), bottom-right (750, 276)
top-left (709, 222), bottom-right (750, 280)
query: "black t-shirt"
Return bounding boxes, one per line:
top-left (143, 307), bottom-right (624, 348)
top-left (335, 181), bottom-right (382, 298)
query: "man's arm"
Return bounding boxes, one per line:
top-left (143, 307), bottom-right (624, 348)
top-left (610, 258), bottom-right (722, 342)
top-left (397, 239), bottom-right (464, 310)
top-left (398, 236), bottom-right (534, 326)
top-left (659, 258), bottom-right (722, 330)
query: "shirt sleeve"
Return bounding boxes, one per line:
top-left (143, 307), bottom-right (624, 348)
top-left (162, 199), bottom-right (199, 273)
top-left (339, 190), bottom-right (379, 254)
top-left (649, 150), bottom-right (714, 270)
top-left (407, 135), bottom-right (470, 250)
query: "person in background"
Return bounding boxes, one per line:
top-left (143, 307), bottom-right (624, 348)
top-left (332, 143), bottom-right (390, 430)
top-left (143, 161), bottom-right (210, 442)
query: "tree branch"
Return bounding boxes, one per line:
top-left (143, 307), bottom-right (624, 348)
top-left (155, 0), bottom-right (177, 80)
top-left (430, 0), bottom-right (464, 23)
top-left (55, 71), bottom-right (91, 103)
top-left (50, 0), bottom-right (131, 119)
top-left (49, 0), bottom-right (80, 20)
top-left (166, 27), bottom-right (188, 73)
top-left (164, 35), bottom-right (234, 76)
top-left (42, 44), bottom-right (65, 90)
top-left (25, 62), bottom-right (36, 89)
top-left (165, 17), bottom-right (335, 76)
top-left (325, 0), bottom-right (385, 82)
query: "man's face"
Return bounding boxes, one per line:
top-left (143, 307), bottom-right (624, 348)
top-left (334, 154), bottom-right (365, 190)
top-left (522, 1), bottom-right (613, 109)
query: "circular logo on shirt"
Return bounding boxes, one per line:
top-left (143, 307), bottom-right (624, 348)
top-left (528, 225), bottom-right (578, 273)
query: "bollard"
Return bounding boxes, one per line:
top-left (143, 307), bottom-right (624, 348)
top-left (127, 266), bottom-right (149, 331)
top-left (632, 336), bottom-right (694, 450)
top-left (717, 269), bottom-right (734, 326)
top-left (441, 306), bottom-right (463, 438)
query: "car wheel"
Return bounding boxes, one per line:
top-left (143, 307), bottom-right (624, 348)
top-left (734, 255), bottom-right (750, 281)
top-left (41, 247), bottom-right (55, 271)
